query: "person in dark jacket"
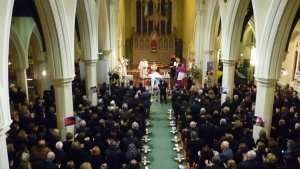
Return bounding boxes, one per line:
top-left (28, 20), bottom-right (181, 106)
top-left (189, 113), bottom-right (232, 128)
top-left (158, 79), bottom-right (168, 104)
top-left (238, 150), bottom-right (260, 169)
top-left (186, 131), bottom-right (206, 166)
top-left (88, 146), bottom-right (103, 169)
top-left (104, 141), bottom-right (123, 169)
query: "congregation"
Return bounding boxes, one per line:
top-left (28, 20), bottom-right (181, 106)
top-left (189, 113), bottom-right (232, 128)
top-left (174, 82), bottom-right (300, 169)
top-left (6, 76), bottom-right (151, 169)
top-left (4, 59), bottom-right (300, 169)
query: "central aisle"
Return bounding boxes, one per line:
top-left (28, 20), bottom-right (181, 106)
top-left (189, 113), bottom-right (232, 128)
top-left (147, 103), bottom-right (179, 168)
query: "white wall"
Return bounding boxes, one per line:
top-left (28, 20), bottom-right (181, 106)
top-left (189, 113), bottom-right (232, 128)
top-left (279, 19), bottom-right (300, 91)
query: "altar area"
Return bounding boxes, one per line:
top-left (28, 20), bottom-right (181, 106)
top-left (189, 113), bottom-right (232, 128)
top-left (125, 0), bottom-right (177, 85)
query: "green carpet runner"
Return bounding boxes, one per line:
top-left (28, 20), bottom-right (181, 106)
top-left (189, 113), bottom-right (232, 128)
top-left (145, 103), bottom-right (179, 168)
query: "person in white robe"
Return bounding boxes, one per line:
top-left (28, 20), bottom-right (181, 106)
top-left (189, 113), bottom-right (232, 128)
top-left (119, 56), bottom-right (128, 77)
top-left (138, 58), bottom-right (149, 79)
top-left (188, 58), bottom-right (195, 71)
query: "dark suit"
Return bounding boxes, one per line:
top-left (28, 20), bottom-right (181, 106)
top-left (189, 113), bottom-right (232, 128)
top-left (140, 92), bottom-right (151, 118)
top-left (186, 139), bottom-right (206, 165)
top-left (105, 147), bottom-right (123, 169)
top-left (40, 161), bottom-right (59, 169)
top-left (53, 150), bottom-right (66, 167)
top-left (238, 160), bottom-right (260, 169)
top-left (159, 80), bottom-right (168, 104)
top-left (200, 122), bottom-right (215, 145)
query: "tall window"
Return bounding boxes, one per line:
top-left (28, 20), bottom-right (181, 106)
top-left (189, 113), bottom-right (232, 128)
top-left (136, 0), bottom-right (172, 35)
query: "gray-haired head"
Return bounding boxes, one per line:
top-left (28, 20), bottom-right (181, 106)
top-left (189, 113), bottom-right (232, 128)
top-left (198, 89), bottom-right (203, 94)
top-left (223, 107), bottom-right (230, 114)
top-left (200, 108), bottom-right (206, 114)
top-left (212, 155), bottom-right (220, 164)
top-left (287, 140), bottom-right (295, 149)
top-left (247, 150), bottom-right (256, 161)
top-left (220, 118), bottom-right (226, 125)
top-left (190, 131), bottom-right (198, 140)
top-left (46, 152), bottom-right (55, 162)
top-left (56, 141), bottom-right (63, 151)
top-left (295, 123), bottom-right (300, 130)
top-left (132, 122), bottom-right (139, 130)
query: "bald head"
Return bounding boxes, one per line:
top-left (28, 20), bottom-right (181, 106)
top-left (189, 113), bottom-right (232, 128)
top-left (221, 141), bottom-right (230, 150)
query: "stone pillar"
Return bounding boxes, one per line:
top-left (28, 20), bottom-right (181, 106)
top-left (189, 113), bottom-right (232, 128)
top-left (15, 68), bottom-right (29, 101)
top-left (0, 90), bottom-right (12, 169)
top-left (194, 2), bottom-right (205, 68)
top-left (110, 0), bottom-right (119, 69)
top-left (84, 59), bottom-right (98, 106)
top-left (253, 77), bottom-right (277, 141)
top-left (0, 127), bottom-right (10, 169)
top-left (52, 77), bottom-right (74, 141)
top-left (221, 59), bottom-right (236, 103)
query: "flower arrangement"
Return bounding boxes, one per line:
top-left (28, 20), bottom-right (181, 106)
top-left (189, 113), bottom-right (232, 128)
top-left (190, 66), bottom-right (201, 79)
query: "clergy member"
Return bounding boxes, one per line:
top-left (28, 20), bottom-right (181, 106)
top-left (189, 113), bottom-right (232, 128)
top-left (119, 56), bottom-right (128, 77)
top-left (177, 63), bottom-right (187, 88)
top-left (138, 58), bottom-right (149, 79)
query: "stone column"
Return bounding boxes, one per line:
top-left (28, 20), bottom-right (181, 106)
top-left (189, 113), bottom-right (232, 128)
top-left (253, 77), bottom-right (277, 141)
top-left (194, 3), bottom-right (205, 68)
top-left (110, 0), bottom-right (119, 69)
top-left (84, 59), bottom-right (98, 106)
top-left (15, 68), bottom-right (29, 101)
top-left (221, 59), bottom-right (236, 103)
top-left (0, 126), bottom-right (10, 169)
top-left (52, 77), bottom-right (74, 141)
top-left (0, 89), bottom-right (13, 169)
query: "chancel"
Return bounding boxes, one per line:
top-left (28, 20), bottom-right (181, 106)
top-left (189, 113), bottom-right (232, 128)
top-left (1, 0), bottom-right (300, 169)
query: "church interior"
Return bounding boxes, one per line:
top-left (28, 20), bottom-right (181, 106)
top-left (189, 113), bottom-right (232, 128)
top-left (1, 0), bottom-right (300, 169)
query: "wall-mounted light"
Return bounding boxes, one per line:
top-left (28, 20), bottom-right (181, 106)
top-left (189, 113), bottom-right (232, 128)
top-left (8, 62), bottom-right (12, 65)
top-left (27, 78), bottom-right (33, 81)
top-left (281, 68), bottom-right (287, 76)
top-left (42, 70), bottom-right (47, 76)
top-left (240, 53), bottom-right (243, 57)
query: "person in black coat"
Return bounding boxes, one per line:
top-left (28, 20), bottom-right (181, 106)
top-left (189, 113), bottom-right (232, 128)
top-left (88, 146), bottom-right (104, 169)
top-left (158, 79), bottom-right (168, 104)
top-left (104, 141), bottom-right (123, 169)
top-left (186, 131), bottom-right (206, 166)
top-left (238, 150), bottom-right (260, 169)
top-left (214, 119), bottom-right (227, 140)
top-left (53, 142), bottom-right (67, 168)
top-left (199, 114), bottom-right (215, 145)
top-left (41, 152), bottom-right (59, 169)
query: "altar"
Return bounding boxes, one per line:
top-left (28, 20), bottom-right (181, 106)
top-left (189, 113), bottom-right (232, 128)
top-left (143, 74), bottom-right (170, 89)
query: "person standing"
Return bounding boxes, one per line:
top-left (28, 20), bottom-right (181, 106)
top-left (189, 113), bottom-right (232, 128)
top-left (170, 55), bottom-right (176, 79)
top-left (119, 56), bottom-right (128, 77)
top-left (177, 64), bottom-right (187, 88)
top-left (138, 58), bottom-right (149, 79)
top-left (188, 58), bottom-right (195, 72)
top-left (159, 78), bottom-right (168, 104)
